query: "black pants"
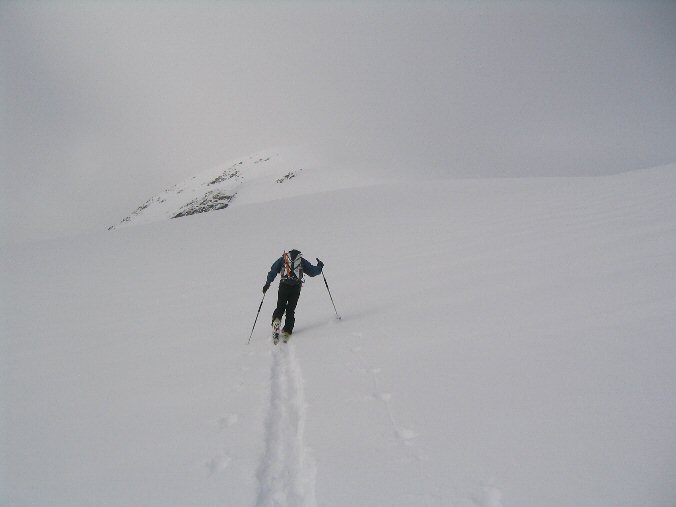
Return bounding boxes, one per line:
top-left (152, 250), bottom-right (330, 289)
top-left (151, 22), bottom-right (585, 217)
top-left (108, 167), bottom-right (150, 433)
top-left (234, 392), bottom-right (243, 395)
top-left (272, 282), bottom-right (301, 333)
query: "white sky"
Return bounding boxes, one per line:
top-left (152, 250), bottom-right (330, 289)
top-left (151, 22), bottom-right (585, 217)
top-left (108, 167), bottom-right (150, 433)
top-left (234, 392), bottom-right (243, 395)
top-left (1, 0), bottom-right (675, 243)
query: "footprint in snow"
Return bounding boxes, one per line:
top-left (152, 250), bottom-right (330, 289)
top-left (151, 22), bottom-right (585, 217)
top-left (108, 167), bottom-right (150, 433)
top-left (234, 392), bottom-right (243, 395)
top-left (219, 414), bottom-right (239, 430)
top-left (396, 427), bottom-right (419, 441)
top-left (206, 454), bottom-right (232, 475)
top-left (472, 484), bottom-right (503, 507)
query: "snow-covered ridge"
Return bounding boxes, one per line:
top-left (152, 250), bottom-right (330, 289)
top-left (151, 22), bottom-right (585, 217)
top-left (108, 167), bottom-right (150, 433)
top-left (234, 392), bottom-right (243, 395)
top-left (108, 149), bottom-right (300, 229)
top-left (109, 147), bottom-right (360, 230)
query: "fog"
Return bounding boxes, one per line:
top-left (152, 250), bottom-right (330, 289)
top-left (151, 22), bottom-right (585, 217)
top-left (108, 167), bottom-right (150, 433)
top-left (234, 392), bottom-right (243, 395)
top-left (1, 1), bottom-right (675, 242)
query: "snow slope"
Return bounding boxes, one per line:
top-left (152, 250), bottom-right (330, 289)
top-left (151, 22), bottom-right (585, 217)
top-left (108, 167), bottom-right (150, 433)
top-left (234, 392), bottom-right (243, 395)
top-left (2, 162), bottom-right (676, 506)
top-left (108, 147), bottom-right (376, 230)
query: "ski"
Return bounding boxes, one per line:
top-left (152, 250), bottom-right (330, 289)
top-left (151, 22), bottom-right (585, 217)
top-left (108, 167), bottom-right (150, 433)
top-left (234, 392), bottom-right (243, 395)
top-left (272, 319), bottom-right (281, 345)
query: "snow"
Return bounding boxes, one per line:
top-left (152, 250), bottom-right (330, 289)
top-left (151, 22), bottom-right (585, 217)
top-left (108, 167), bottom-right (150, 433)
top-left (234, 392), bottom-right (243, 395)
top-left (108, 147), bottom-right (378, 230)
top-left (2, 158), bottom-right (676, 506)
top-left (256, 345), bottom-right (316, 507)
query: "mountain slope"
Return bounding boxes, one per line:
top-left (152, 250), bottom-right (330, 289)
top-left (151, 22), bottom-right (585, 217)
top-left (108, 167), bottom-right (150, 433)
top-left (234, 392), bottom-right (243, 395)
top-left (3, 164), bottom-right (676, 506)
top-left (108, 147), bottom-right (374, 230)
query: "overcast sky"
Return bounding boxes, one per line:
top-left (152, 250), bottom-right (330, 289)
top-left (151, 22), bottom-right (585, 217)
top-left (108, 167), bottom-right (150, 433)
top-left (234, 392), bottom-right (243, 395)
top-left (2, 0), bottom-right (675, 243)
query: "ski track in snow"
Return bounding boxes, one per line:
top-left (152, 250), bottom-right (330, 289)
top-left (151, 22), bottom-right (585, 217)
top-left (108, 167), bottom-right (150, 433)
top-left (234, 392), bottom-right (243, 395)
top-left (256, 344), bottom-right (317, 507)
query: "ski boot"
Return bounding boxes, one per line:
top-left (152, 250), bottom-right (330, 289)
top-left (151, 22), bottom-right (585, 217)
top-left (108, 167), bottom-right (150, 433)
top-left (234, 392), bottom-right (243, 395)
top-left (272, 319), bottom-right (281, 345)
top-left (282, 331), bottom-right (291, 344)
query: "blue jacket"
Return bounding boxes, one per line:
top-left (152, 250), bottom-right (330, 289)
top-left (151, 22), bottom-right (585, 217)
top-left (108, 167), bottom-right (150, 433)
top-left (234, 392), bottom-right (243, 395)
top-left (266, 255), bottom-right (323, 285)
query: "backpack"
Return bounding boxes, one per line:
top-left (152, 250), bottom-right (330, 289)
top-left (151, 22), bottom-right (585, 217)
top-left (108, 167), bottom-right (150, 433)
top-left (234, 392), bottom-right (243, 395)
top-left (280, 250), bottom-right (304, 286)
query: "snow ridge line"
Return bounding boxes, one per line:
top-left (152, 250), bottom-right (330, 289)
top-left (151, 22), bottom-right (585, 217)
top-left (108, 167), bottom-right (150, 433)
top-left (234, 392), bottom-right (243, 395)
top-left (256, 344), bottom-right (317, 507)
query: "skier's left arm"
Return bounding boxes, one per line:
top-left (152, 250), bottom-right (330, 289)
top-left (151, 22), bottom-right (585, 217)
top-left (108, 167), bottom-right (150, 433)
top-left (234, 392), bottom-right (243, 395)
top-left (266, 257), bottom-right (283, 284)
top-left (302, 257), bottom-right (324, 277)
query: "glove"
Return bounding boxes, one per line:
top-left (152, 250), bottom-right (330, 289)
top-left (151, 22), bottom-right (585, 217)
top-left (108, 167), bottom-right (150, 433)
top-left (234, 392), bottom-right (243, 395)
top-left (316, 258), bottom-right (324, 270)
top-left (263, 282), bottom-right (270, 294)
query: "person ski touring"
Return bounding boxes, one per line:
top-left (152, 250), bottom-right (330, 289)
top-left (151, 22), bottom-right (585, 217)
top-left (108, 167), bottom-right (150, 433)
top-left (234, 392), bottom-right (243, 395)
top-left (263, 249), bottom-right (324, 344)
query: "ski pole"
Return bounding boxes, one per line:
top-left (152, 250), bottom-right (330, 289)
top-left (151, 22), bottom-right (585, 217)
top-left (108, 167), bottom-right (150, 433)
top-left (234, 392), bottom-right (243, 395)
top-left (320, 265), bottom-right (341, 320)
top-left (247, 293), bottom-right (266, 344)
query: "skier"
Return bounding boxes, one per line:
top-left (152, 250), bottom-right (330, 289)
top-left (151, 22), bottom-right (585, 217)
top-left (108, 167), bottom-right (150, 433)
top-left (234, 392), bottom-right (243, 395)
top-left (263, 249), bottom-right (324, 344)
